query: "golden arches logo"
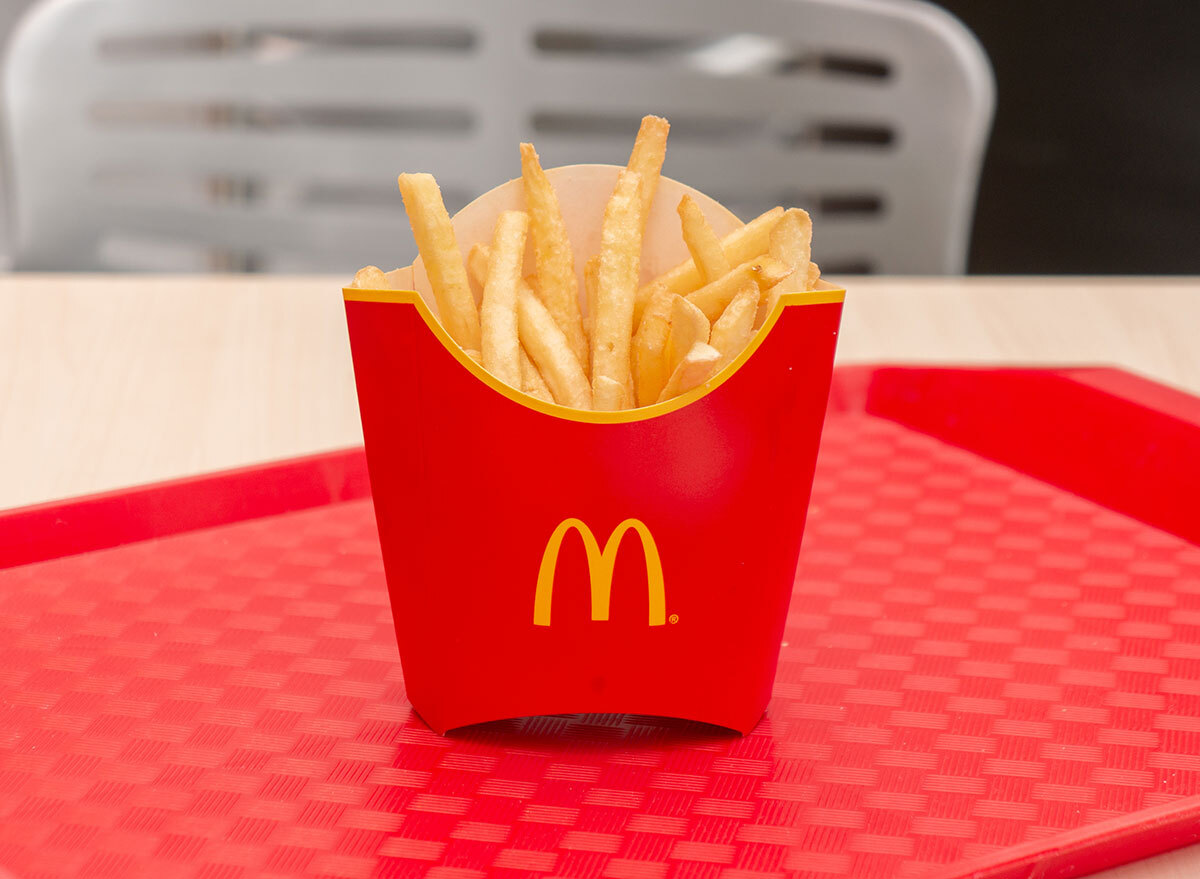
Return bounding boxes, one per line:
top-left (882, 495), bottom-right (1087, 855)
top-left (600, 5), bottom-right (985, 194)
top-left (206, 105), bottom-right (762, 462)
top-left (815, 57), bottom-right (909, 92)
top-left (533, 518), bottom-right (666, 627)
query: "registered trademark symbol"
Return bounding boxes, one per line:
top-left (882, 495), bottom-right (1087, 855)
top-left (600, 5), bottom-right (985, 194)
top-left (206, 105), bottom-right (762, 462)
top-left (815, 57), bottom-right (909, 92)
top-left (669, 614), bottom-right (679, 624)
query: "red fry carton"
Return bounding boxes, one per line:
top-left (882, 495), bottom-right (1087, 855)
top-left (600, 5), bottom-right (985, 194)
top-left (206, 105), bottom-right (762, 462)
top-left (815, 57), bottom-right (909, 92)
top-left (343, 166), bottom-right (844, 734)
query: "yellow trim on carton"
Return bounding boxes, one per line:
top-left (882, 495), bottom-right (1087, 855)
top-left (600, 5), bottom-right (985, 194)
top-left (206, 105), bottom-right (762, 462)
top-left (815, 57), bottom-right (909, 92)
top-left (342, 285), bottom-right (845, 424)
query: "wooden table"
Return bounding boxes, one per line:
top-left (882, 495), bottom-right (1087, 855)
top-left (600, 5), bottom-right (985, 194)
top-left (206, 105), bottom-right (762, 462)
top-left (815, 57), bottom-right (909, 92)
top-left (2, 273), bottom-right (1199, 879)
top-left (4, 275), bottom-right (1198, 514)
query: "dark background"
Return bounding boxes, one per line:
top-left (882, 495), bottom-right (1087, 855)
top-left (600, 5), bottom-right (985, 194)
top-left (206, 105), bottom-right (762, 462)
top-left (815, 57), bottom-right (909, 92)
top-left (933, 1), bottom-right (1199, 274)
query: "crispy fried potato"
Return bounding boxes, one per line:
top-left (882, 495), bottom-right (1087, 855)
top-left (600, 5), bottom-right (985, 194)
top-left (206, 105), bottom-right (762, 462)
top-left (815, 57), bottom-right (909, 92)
top-left (626, 115), bottom-right (670, 223)
top-left (583, 254), bottom-right (600, 341)
top-left (520, 143), bottom-right (589, 371)
top-left (677, 195), bottom-right (731, 283)
top-left (754, 210), bottom-right (816, 329)
top-left (582, 257), bottom-right (635, 403)
top-left (754, 285), bottom-right (776, 331)
top-left (467, 242), bottom-right (490, 289)
top-left (753, 290), bottom-right (772, 330)
top-left (665, 295), bottom-right (710, 376)
top-left (684, 256), bottom-right (791, 322)
top-left (397, 173), bottom-right (480, 349)
top-left (754, 259), bottom-right (824, 329)
top-left (593, 375), bottom-right (630, 411)
top-left (807, 260), bottom-right (821, 289)
top-left (479, 211), bottom-right (528, 389)
top-left (352, 265), bottom-right (390, 289)
top-left (657, 342), bottom-right (721, 403)
top-left (634, 206), bottom-right (783, 325)
top-left (519, 345), bottom-right (553, 402)
top-left (591, 169), bottom-right (644, 410)
top-left (709, 282), bottom-right (759, 374)
top-left (394, 118), bottom-right (821, 412)
top-left (517, 282), bottom-right (592, 409)
top-left (632, 284), bottom-right (674, 407)
top-left (769, 207), bottom-right (813, 293)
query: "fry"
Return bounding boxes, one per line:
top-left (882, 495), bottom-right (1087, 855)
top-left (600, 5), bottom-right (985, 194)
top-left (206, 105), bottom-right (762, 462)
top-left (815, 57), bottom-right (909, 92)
top-left (582, 257), bottom-right (633, 403)
top-left (386, 115), bottom-right (824, 413)
top-left (709, 282), bottom-right (759, 373)
top-left (520, 143), bottom-right (589, 371)
top-left (583, 258), bottom-right (636, 405)
top-left (520, 346), bottom-right (553, 402)
top-left (677, 195), bottom-right (731, 283)
top-left (397, 172), bottom-right (480, 350)
top-left (517, 282), bottom-right (592, 409)
top-left (632, 284), bottom-right (673, 407)
top-left (657, 342), bottom-right (721, 403)
top-left (626, 115), bottom-right (670, 223)
top-left (769, 208), bottom-right (813, 293)
top-left (753, 210), bottom-right (816, 330)
top-left (665, 295), bottom-right (710, 376)
top-left (352, 265), bottom-right (390, 289)
top-left (634, 206), bottom-right (783, 325)
top-left (593, 375), bottom-right (630, 411)
top-left (685, 256), bottom-right (791, 322)
top-left (754, 259), bottom-right (824, 329)
top-left (467, 243), bottom-right (490, 289)
top-left (591, 169), bottom-right (644, 410)
top-left (479, 211), bottom-right (527, 389)
top-left (583, 254), bottom-right (600, 341)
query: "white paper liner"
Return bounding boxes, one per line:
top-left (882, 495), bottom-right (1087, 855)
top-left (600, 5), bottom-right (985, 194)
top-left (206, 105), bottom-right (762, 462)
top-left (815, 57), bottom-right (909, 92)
top-left (407, 164), bottom-right (743, 317)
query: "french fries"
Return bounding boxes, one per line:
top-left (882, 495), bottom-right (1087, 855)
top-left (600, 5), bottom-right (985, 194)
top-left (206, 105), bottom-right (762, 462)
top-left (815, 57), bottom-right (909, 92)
top-left (367, 114), bottom-right (824, 411)
top-left (593, 375), bottom-right (628, 412)
top-left (590, 169), bottom-right (644, 411)
top-left (397, 173), bottom-right (481, 350)
top-left (467, 243), bottom-right (489, 291)
top-left (755, 209), bottom-right (815, 330)
top-left (519, 346), bottom-right (553, 402)
top-left (709, 282), bottom-right (759, 374)
top-left (625, 115), bottom-right (670, 225)
top-left (657, 343), bottom-right (721, 403)
top-left (677, 195), bottom-right (731, 283)
top-left (517, 282), bottom-right (592, 409)
top-left (521, 143), bottom-right (589, 371)
top-left (583, 255), bottom-right (600, 341)
top-left (634, 206), bottom-right (784, 326)
top-left (769, 208), bottom-right (813, 292)
top-left (664, 296), bottom-right (710, 377)
top-left (632, 284), bottom-right (673, 407)
top-left (685, 256), bottom-right (791, 322)
top-left (479, 211), bottom-right (528, 389)
top-left (755, 259), bottom-right (823, 329)
top-left (352, 265), bottom-right (390, 289)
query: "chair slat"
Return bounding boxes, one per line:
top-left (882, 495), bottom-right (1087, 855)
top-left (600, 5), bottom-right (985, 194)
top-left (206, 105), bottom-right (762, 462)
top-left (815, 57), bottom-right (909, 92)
top-left (5, 0), bottom-right (993, 273)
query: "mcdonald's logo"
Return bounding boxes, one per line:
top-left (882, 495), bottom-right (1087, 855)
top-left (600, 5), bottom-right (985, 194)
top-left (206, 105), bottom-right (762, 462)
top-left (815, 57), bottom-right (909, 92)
top-left (533, 518), bottom-right (666, 627)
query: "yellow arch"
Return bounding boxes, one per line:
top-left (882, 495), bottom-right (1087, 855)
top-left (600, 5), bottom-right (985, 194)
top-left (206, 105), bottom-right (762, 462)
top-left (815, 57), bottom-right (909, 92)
top-left (533, 518), bottom-right (666, 627)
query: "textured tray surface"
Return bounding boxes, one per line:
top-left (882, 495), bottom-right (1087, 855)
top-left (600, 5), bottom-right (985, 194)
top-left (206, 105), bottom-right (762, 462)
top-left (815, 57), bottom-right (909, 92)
top-left (2, 410), bottom-right (1200, 878)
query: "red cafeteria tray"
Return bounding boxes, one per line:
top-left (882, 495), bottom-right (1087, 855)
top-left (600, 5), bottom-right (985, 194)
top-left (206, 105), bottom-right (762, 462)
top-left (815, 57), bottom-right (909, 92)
top-left (2, 365), bottom-right (1199, 879)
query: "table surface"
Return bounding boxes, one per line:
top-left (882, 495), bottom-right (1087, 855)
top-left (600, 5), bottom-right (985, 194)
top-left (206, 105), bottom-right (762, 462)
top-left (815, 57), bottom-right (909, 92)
top-left (2, 273), bottom-right (1199, 879)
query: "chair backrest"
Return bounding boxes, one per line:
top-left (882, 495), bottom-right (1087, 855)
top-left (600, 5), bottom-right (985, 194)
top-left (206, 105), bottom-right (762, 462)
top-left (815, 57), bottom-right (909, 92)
top-left (3, 0), bottom-right (992, 274)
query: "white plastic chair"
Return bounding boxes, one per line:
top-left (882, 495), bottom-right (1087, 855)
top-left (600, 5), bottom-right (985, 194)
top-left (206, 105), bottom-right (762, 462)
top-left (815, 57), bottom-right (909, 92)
top-left (3, 0), bottom-right (993, 274)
